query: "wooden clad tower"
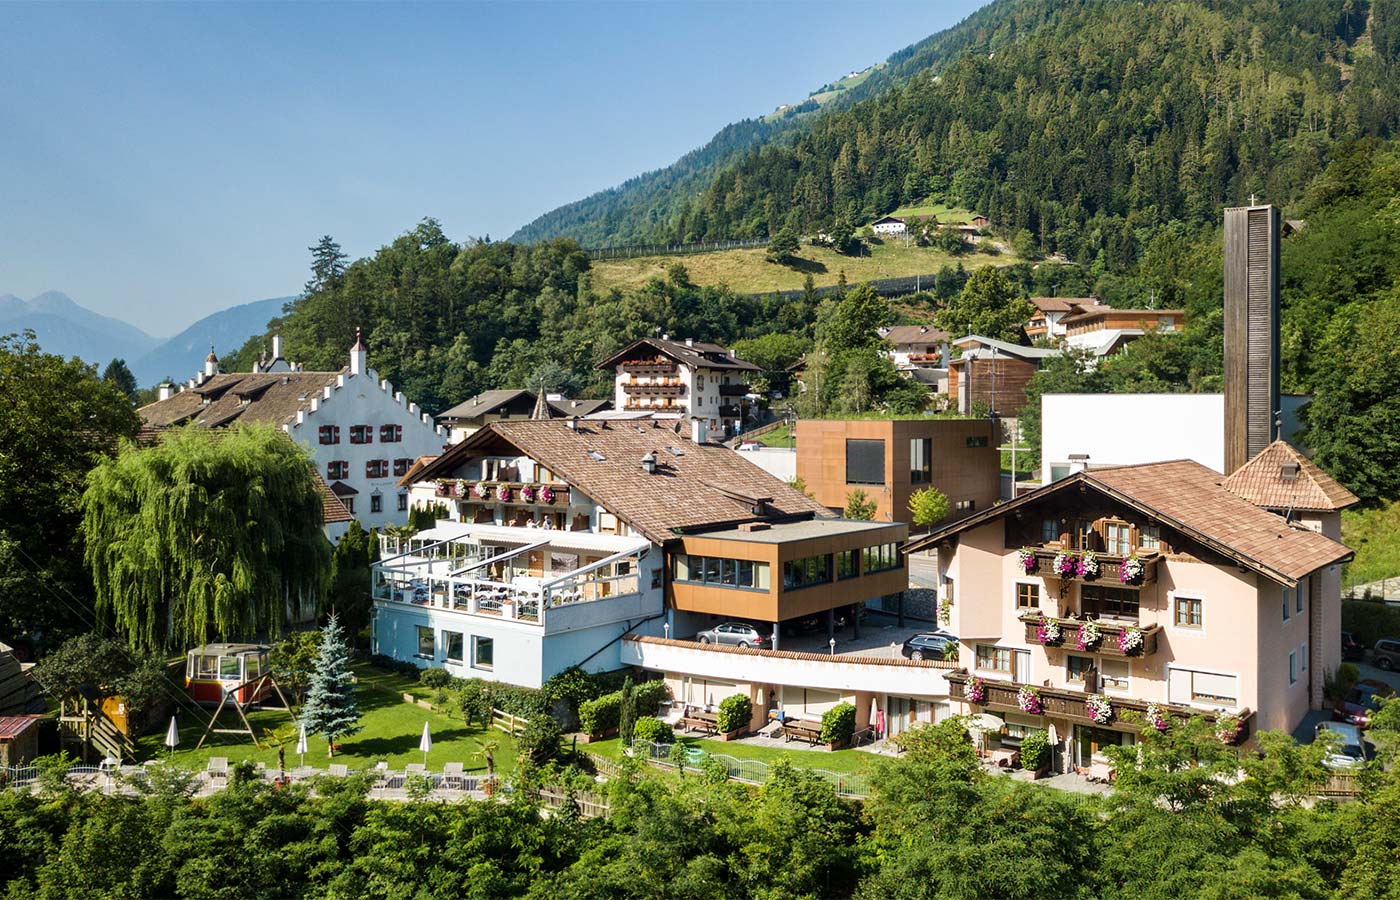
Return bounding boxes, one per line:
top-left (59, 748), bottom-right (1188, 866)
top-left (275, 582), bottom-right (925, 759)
top-left (1223, 203), bottom-right (1280, 474)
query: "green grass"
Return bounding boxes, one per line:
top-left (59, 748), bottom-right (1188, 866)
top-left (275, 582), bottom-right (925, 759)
top-left (586, 735), bottom-right (875, 776)
top-left (1343, 499), bottom-right (1400, 584)
top-left (140, 672), bottom-right (515, 773)
top-left (590, 241), bottom-right (1013, 295)
top-left (886, 200), bottom-right (978, 224)
top-left (757, 424), bottom-right (794, 447)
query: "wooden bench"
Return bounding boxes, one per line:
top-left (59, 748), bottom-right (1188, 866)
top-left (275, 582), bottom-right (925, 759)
top-left (779, 720), bottom-right (823, 745)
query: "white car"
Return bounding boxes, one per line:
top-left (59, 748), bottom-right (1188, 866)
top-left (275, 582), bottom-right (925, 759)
top-left (737, 441), bottom-right (762, 451)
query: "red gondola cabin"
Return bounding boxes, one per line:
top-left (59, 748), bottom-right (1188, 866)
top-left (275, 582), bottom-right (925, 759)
top-left (185, 643), bottom-right (272, 707)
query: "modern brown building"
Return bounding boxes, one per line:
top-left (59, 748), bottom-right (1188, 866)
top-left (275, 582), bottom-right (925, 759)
top-left (946, 336), bottom-right (1062, 417)
top-left (795, 418), bottom-right (1002, 525)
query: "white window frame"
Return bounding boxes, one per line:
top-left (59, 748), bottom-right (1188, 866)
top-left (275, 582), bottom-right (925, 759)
top-left (1100, 658), bottom-right (1131, 695)
top-left (1289, 650), bottom-right (1298, 685)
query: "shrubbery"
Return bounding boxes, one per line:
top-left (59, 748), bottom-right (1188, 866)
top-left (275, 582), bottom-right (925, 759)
top-left (631, 716), bottom-right (674, 745)
top-left (716, 694), bottom-right (752, 734)
top-left (367, 654), bottom-right (419, 678)
top-left (418, 667), bottom-right (454, 688)
top-left (1019, 730), bottom-right (1050, 772)
top-left (578, 680), bottom-right (670, 737)
top-left (1342, 599), bottom-right (1400, 647)
top-left (820, 702), bottom-right (856, 746)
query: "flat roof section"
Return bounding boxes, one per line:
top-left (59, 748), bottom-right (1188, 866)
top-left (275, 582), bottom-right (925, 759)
top-left (692, 517), bottom-right (904, 544)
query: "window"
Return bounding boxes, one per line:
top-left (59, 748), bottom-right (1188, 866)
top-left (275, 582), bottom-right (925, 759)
top-left (398, 493), bottom-right (408, 512)
top-left (1289, 650), bottom-right (1298, 685)
top-left (836, 549), bottom-right (858, 580)
top-left (1282, 586), bottom-right (1292, 621)
top-left (416, 626), bottom-right (434, 659)
top-left (966, 435), bottom-right (989, 448)
top-left (954, 500), bottom-right (975, 513)
top-left (845, 439), bottom-right (886, 485)
top-left (1174, 596), bottom-right (1203, 628)
top-left (472, 636), bottom-right (494, 670)
top-left (976, 644), bottom-right (1013, 674)
top-left (1067, 655), bottom-right (1094, 683)
top-left (1101, 659), bottom-right (1130, 692)
top-left (1296, 582), bottom-right (1305, 615)
top-left (1050, 464), bottom-right (1071, 482)
top-left (1105, 521), bottom-right (1131, 556)
top-left (1139, 525), bottom-right (1160, 551)
top-left (598, 511), bottom-right (619, 533)
top-left (1041, 518), bottom-right (1059, 544)
top-left (910, 438), bottom-right (932, 484)
top-left (393, 458), bottom-right (413, 476)
top-left (783, 555), bottom-right (830, 590)
top-left (380, 424), bottom-right (402, 443)
top-left (862, 543), bottom-right (900, 574)
top-left (366, 459), bottom-right (389, 478)
top-left (1169, 668), bottom-right (1238, 706)
top-left (444, 631), bottom-right (464, 662)
top-left (318, 425), bottom-right (340, 445)
top-left (1016, 582), bottom-right (1039, 610)
top-left (673, 554), bottom-right (770, 590)
top-left (327, 460), bottom-right (349, 480)
top-left (350, 425), bottom-right (372, 444)
top-left (1301, 642), bottom-right (1308, 672)
top-left (697, 374), bottom-right (705, 389)
top-left (1081, 585), bottom-right (1139, 620)
top-left (344, 497), bottom-right (355, 514)
top-left (370, 493), bottom-right (383, 514)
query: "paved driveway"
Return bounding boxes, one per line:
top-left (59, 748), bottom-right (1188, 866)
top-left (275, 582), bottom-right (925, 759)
top-left (1291, 659), bottom-right (1399, 743)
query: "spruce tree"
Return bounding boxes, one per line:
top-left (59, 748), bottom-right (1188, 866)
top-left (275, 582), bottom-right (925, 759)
top-left (618, 676), bottom-right (637, 746)
top-left (299, 614), bottom-right (362, 756)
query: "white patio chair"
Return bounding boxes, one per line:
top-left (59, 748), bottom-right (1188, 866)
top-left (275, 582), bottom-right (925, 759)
top-left (207, 757), bottom-right (229, 780)
top-left (442, 761), bottom-right (465, 789)
top-left (405, 762), bottom-right (427, 776)
top-left (328, 764), bottom-right (349, 778)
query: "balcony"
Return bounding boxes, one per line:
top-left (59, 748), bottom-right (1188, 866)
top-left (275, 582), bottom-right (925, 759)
top-left (717, 382), bottom-right (750, 396)
top-left (434, 479), bottom-right (569, 506)
top-left (621, 361), bottom-right (678, 377)
top-left (1023, 548), bottom-right (1160, 588)
top-left (718, 404), bottom-right (742, 419)
top-left (945, 671), bottom-right (1255, 742)
top-left (623, 401), bottom-right (682, 412)
top-left (1019, 613), bottom-right (1161, 658)
top-left (623, 381), bottom-right (685, 398)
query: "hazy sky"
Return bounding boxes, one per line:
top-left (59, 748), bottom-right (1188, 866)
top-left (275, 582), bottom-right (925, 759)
top-left (1, 1), bottom-right (984, 336)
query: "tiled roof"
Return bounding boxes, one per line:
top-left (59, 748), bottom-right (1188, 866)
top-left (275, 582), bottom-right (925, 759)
top-left (1223, 441), bottom-right (1359, 512)
top-left (414, 420), bottom-right (830, 545)
top-left (950, 335), bottom-right (1062, 360)
top-left (397, 454), bottom-right (440, 489)
top-left (1029, 297), bottom-right (1088, 314)
top-left (137, 371), bottom-right (343, 429)
top-left (883, 324), bottom-right (950, 345)
top-left (437, 390), bottom-right (613, 422)
top-left (907, 459), bottom-right (1351, 585)
top-left (1060, 306), bottom-right (1182, 326)
top-left (597, 337), bottom-right (759, 373)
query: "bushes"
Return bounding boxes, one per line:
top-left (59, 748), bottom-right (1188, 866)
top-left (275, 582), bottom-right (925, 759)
top-left (717, 694), bottom-right (753, 734)
top-left (419, 667), bottom-right (454, 689)
top-left (1325, 663), bottom-right (1362, 705)
top-left (1342, 599), bottom-right (1400, 647)
top-left (517, 712), bottom-right (561, 766)
top-left (1020, 730), bottom-right (1050, 772)
top-left (632, 716), bottom-right (674, 744)
top-left (820, 702), bottom-right (856, 746)
top-left (367, 654), bottom-right (419, 679)
top-left (578, 679), bottom-right (671, 737)
top-left (633, 680), bottom-right (669, 715)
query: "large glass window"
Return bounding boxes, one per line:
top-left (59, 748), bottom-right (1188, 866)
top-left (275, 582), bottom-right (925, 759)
top-left (1105, 522), bottom-right (1131, 556)
top-left (673, 554), bottom-right (770, 590)
top-left (1139, 525), bottom-right (1160, 551)
top-left (1067, 655), bottom-right (1094, 684)
top-left (1081, 585), bottom-right (1139, 620)
top-left (416, 626), bottom-right (434, 658)
top-left (472, 636), bottom-right (494, 670)
top-left (862, 543), bottom-right (901, 574)
top-left (836, 549), bottom-right (858, 580)
top-left (910, 438), bottom-right (932, 484)
top-left (783, 555), bottom-right (831, 590)
top-left (1040, 518), bottom-right (1059, 544)
top-left (845, 439), bottom-right (886, 485)
top-left (444, 631), bottom-right (464, 662)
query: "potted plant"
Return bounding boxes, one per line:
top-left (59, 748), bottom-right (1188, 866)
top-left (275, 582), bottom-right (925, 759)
top-left (473, 481), bottom-right (491, 500)
top-left (1085, 694), bottom-right (1114, 725)
top-left (966, 676), bottom-right (986, 703)
top-left (1036, 616), bottom-right (1063, 646)
top-left (1016, 685), bottom-right (1043, 715)
top-left (716, 693), bottom-right (753, 740)
top-left (1017, 547), bottom-right (1038, 575)
top-left (1053, 551), bottom-right (1080, 578)
top-left (820, 702), bottom-right (857, 750)
top-left (1075, 619), bottom-right (1102, 651)
top-left (1144, 704), bottom-right (1168, 732)
top-left (1119, 555), bottom-right (1145, 585)
top-left (454, 478), bottom-right (470, 499)
top-left (539, 485), bottom-right (556, 504)
top-left (520, 485), bottom-right (536, 504)
top-left (1118, 626), bottom-right (1144, 656)
top-left (1080, 552), bottom-right (1100, 580)
top-left (497, 485), bottom-right (513, 503)
top-left (1019, 729), bottom-right (1050, 777)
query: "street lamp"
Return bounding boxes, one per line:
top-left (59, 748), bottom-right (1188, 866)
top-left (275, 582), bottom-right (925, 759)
top-left (829, 638), bottom-right (837, 656)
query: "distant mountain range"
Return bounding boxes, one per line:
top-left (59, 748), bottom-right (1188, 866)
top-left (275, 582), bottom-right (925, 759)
top-left (0, 291), bottom-right (291, 386)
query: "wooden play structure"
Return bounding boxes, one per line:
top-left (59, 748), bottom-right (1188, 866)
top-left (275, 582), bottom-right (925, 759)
top-left (185, 643), bottom-right (296, 750)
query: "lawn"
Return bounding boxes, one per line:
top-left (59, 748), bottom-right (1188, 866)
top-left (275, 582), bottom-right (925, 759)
top-left (589, 241), bottom-right (1014, 295)
top-left (886, 199), bottom-right (978, 224)
top-left (1343, 498), bottom-right (1400, 585)
top-left (138, 673), bottom-right (515, 774)
top-left (585, 735), bottom-right (876, 776)
top-left (757, 424), bottom-right (794, 448)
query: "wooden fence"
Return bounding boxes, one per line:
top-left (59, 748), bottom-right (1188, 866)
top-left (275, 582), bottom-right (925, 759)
top-left (537, 786), bottom-right (610, 818)
top-left (491, 708), bottom-right (528, 737)
top-left (586, 238), bottom-right (768, 260)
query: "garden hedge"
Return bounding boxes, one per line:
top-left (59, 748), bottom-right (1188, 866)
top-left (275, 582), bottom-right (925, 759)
top-left (632, 715), bottom-right (674, 744)
top-left (716, 694), bottom-right (752, 734)
top-left (820, 702), bottom-right (856, 746)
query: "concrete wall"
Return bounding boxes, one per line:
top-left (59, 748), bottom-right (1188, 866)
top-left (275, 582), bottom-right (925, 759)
top-left (736, 447), bottom-right (796, 482)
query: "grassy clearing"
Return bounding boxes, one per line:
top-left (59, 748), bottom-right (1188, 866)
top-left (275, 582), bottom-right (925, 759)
top-left (1343, 498), bottom-right (1400, 584)
top-left (886, 200), bottom-right (977, 223)
top-left (589, 241), bottom-right (1012, 295)
top-left (140, 671), bottom-right (515, 773)
top-left (586, 735), bottom-right (876, 776)
top-left (757, 424), bottom-right (794, 448)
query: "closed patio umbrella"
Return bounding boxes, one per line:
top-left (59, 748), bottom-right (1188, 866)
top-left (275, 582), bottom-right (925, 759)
top-left (419, 721), bottom-right (432, 765)
top-left (164, 716), bottom-right (180, 756)
top-left (296, 722), bottom-right (308, 768)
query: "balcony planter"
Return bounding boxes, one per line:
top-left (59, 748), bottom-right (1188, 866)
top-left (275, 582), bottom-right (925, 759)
top-left (966, 676), bottom-right (987, 704)
top-left (1117, 626), bottom-right (1144, 656)
top-left (1085, 694), bottom-right (1114, 725)
top-left (1017, 685), bottom-right (1044, 715)
top-left (520, 485), bottom-right (536, 504)
top-left (1119, 556), bottom-right (1145, 586)
top-left (473, 482), bottom-right (491, 500)
top-left (540, 485), bottom-right (556, 504)
top-left (1017, 547), bottom-right (1038, 575)
top-left (1035, 616), bottom-right (1063, 647)
top-left (1074, 620), bottom-right (1102, 651)
top-left (498, 485), bottom-right (513, 503)
top-left (1144, 704), bottom-right (1168, 732)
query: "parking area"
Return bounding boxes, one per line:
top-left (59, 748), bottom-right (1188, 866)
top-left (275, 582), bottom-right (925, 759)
top-left (1292, 659), bottom-right (1400, 744)
top-left (778, 610), bottom-right (942, 660)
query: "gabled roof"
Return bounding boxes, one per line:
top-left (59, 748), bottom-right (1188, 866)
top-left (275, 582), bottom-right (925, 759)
top-left (437, 390), bottom-right (612, 422)
top-left (597, 337), bottom-right (759, 373)
top-left (883, 324), bottom-right (950, 345)
top-left (1060, 306), bottom-right (1182, 326)
top-left (397, 454), bottom-right (440, 489)
top-left (1223, 441), bottom-right (1359, 513)
top-left (328, 480), bottom-right (358, 498)
top-left (1028, 297), bottom-right (1086, 314)
top-left (950, 335), bottom-right (1062, 361)
top-left (412, 420), bottom-right (829, 545)
top-left (905, 460), bottom-right (1351, 585)
top-left (138, 371), bottom-right (344, 429)
top-left (872, 215), bottom-right (906, 225)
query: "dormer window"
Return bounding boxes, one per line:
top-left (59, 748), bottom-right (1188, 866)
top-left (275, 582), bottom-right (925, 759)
top-left (1280, 462), bottom-right (1300, 483)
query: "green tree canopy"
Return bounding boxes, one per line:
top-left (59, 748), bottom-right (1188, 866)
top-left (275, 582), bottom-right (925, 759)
top-left (844, 489), bottom-right (877, 520)
top-left (908, 487), bottom-right (950, 529)
top-left (101, 358), bottom-right (138, 400)
top-left (935, 265), bottom-right (1033, 342)
top-left (81, 425), bottom-right (331, 652)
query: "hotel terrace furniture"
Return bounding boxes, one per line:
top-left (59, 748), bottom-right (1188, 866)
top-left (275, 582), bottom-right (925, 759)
top-left (905, 448), bottom-right (1354, 769)
top-left (680, 709), bottom-right (721, 736)
top-left (779, 719), bottom-right (824, 744)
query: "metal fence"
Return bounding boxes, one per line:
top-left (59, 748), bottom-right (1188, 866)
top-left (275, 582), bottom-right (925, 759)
top-left (743, 271), bottom-right (943, 303)
top-left (628, 740), bottom-right (873, 797)
top-left (1344, 579), bottom-right (1400, 603)
top-left (586, 238), bottom-right (769, 260)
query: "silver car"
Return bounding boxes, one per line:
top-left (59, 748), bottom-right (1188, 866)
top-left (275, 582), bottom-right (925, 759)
top-left (696, 622), bottom-right (770, 649)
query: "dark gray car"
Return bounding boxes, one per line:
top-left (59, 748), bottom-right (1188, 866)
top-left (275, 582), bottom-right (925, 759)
top-left (901, 630), bottom-right (958, 661)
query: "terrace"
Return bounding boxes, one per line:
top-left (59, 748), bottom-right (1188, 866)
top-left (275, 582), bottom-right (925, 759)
top-left (373, 523), bottom-right (650, 628)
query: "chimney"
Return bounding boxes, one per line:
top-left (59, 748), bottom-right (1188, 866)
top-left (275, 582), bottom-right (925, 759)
top-left (1223, 203), bottom-right (1280, 474)
top-left (271, 333), bottom-right (283, 360)
top-left (158, 382), bottom-right (174, 401)
top-left (350, 327), bottom-right (367, 376)
top-left (685, 337), bottom-right (694, 347)
top-left (203, 346), bottom-right (218, 378)
top-left (1068, 453), bottom-right (1090, 474)
top-left (641, 451), bottom-right (657, 475)
top-left (690, 418), bottom-right (708, 445)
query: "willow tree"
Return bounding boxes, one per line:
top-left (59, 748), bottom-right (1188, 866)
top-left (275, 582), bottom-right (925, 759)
top-left (82, 425), bottom-right (331, 652)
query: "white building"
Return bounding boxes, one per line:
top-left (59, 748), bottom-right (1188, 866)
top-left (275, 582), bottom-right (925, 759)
top-left (598, 337), bottom-right (759, 438)
top-left (871, 215), bottom-right (907, 236)
top-left (1040, 393), bottom-right (1310, 483)
top-left (139, 333), bottom-right (448, 530)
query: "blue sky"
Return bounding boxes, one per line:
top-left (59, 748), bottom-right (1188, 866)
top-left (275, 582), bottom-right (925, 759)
top-left (0, 1), bottom-right (984, 335)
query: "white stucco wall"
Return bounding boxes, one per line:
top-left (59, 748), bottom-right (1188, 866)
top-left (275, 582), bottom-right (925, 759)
top-left (734, 447), bottom-right (796, 482)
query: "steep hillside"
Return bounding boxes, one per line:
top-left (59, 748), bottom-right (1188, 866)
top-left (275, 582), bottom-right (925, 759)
top-left (0, 291), bottom-right (158, 365)
top-left (132, 296), bottom-right (291, 386)
top-left (513, 0), bottom-right (1399, 252)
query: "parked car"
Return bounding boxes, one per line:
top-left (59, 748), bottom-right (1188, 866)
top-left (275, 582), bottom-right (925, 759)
top-left (737, 441), bottom-right (763, 451)
top-left (1316, 721), bottom-right (1370, 770)
top-left (1341, 631), bottom-right (1365, 662)
top-left (1374, 638), bottom-right (1400, 671)
top-left (1333, 679), bottom-right (1396, 728)
top-left (780, 610), bottom-right (855, 637)
top-left (696, 622), bottom-right (770, 649)
top-left (901, 631), bottom-right (959, 661)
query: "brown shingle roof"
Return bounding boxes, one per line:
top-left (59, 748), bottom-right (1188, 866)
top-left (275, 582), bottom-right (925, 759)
top-left (397, 454), bottom-right (440, 489)
top-left (883, 324), bottom-right (950, 345)
top-left (1223, 441), bottom-right (1359, 512)
top-left (597, 337), bottom-right (759, 372)
top-left (414, 420), bottom-right (829, 544)
top-left (137, 371), bottom-right (344, 429)
top-left (1029, 297), bottom-right (1089, 314)
top-left (906, 459), bottom-right (1351, 585)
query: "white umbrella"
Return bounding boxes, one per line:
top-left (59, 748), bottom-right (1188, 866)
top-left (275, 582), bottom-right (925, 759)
top-left (419, 721), bottom-right (432, 764)
top-left (966, 712), bottom-right (1004, 754)
top-left (164, 715), bottom-right (180, 755)
top-left (296, 722), bottom-right (308, 768)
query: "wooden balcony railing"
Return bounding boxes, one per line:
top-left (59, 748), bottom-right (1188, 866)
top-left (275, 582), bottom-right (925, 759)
top-left (435, 480), bottom-right (569, 506)
top-left (1019, 613), bottom-right (1161, 657)
top-left (623, 381), bottom-right (685, 398)
top-left (945, 670), bottom-right (1254, 743)
top-left (1023, 548), bottom-right (1160, 588)
top-left (620, 361), bottom-right (678, 376)
top-left (717, 383), bottom-right (750, 396)
top-left (718, 404), bottom-right (742, 419)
